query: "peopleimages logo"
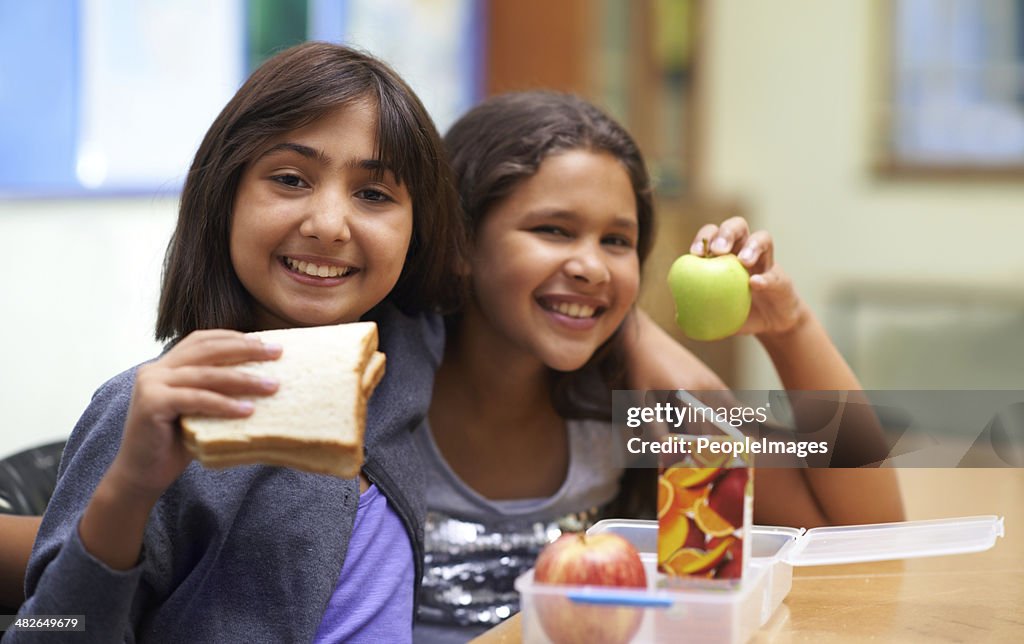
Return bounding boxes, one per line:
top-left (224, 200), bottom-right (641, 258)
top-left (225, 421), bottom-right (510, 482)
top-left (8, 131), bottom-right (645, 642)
top-left (625, 434), bottom-right (829, 459)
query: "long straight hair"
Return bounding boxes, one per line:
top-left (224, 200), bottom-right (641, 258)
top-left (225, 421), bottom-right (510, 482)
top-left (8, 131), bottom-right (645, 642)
top-left (156, 42), bottom-right (466, 341)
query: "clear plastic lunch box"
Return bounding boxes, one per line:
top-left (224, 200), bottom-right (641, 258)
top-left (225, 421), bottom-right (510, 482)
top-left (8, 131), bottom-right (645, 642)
top-left (514, 515), bottom-right (1005, 644)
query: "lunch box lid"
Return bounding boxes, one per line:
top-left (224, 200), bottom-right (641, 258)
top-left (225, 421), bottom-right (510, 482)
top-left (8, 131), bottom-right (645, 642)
top-left (588, 515), bottom-right (1005, 567)
top-left (782, 514), bottom-right (1005, 566)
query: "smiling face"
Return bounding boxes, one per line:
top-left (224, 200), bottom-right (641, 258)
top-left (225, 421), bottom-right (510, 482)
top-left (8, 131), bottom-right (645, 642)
top-left (466, 149), bottom-right (641, 372)
top-left (230, 100), bottom-right (414, 329)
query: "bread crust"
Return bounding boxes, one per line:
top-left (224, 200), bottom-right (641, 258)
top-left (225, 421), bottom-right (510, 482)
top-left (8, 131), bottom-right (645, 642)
top-left (180, 322), bottom-right (383, 478)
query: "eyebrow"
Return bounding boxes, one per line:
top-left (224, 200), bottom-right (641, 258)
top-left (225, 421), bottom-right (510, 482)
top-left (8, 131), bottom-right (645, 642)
top-left (259, 142), bottom-right (395, 177)
top-left (260, 142), bottom-right (329, 164)
top-left (527, 208), bottom-right (639, 231)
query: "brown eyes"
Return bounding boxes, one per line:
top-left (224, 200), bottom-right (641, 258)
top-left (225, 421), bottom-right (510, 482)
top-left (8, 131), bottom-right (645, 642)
top-left (355, 188), bottom-right (392, 203)
top-left (267, 177), bottom-right (393, 205)
top-left (270, 174), bottom-right (308, 189)
top-left (530, 226), bottom-right (635, 250)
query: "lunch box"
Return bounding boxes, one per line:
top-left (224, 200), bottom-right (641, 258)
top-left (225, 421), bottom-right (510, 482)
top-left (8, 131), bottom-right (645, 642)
top-left (514, 515), bottom-right (1004, 643)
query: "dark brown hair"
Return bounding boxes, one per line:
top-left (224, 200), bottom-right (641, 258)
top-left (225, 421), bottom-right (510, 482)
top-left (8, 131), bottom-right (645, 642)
top-left (156, 42), bottom-right (465, 341)
top-left (444, 91), bottom-right (655, 418)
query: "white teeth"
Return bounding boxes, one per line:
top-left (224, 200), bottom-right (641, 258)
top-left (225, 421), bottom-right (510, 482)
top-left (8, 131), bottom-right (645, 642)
top-left (550, 301), bottom-right (596, 319)
top-left (284, 257), bottom-right (352, 278)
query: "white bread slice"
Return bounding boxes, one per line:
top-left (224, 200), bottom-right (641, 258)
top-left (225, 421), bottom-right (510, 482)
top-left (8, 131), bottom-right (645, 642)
top-left (361, 351), bottom-right (387, 397)
top-left (181, 322), bottom-right (384, 478)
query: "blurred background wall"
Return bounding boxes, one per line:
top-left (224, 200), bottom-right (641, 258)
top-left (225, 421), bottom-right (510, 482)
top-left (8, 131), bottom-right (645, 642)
top-left (2, 0), bottom-right (1023, 456)
top-left (706, 0), bottom-right (1024, 392)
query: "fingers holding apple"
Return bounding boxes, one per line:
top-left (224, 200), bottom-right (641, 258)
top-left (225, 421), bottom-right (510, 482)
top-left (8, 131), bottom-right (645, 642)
top-left (729, 227), bottom-right (800, 336)
top-left (673, 218), bottom-right (803, 340)
top-left (689, 216), bottom-right (752, 257)
top-left (735, 230), bottom-right (774, 275)
top-left (739, 263), bottom-right (805, 337)
top-left (690, 218), bottom-right (770, 271)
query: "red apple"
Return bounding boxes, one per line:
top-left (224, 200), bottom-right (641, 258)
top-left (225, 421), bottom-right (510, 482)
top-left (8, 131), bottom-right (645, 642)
top-left (533, 533), bottom-right (647, 644)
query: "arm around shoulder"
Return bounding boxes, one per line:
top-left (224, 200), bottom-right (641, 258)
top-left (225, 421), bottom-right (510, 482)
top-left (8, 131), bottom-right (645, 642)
top-left (622, 309), bottom-right (728, 392)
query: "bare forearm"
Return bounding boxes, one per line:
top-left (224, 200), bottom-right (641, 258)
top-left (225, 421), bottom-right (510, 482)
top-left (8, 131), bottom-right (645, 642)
top-left (754, 465), bottom-right (903, 527)
top-left (624, 310), bottom-right (727, 391)
top-left (756, 304), bottom-right (860, 391)
top-left (0, 514), bottom-right (42, 607)
top-left (757, 305), bottom-right (904, 524)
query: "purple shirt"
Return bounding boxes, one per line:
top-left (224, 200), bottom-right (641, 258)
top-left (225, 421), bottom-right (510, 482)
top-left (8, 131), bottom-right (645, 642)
top-left (313, 483), bottom-right (415, 643)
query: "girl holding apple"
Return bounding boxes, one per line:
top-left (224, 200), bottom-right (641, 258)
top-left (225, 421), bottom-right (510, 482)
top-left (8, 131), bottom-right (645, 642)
top-left (413, 90), bottom-right (903, 642)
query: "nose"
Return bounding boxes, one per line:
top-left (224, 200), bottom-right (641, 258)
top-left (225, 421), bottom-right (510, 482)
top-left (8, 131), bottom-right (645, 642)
top-left (563, 243), bottom-right (610, 285)
top-left (299, 191), bottom-right (352, 243)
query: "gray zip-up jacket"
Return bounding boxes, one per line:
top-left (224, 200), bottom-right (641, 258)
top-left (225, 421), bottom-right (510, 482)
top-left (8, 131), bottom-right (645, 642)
top-left (5, 305), bottom-right (441, 643)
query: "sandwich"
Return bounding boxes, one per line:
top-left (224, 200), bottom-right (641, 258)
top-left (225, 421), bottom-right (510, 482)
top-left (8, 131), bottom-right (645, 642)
top-left (181, 322), bottom-right (384, 478)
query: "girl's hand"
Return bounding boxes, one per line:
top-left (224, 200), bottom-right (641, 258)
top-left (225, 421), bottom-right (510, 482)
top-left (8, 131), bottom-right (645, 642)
top-left (689, 216), bottom-right (805, 338)
top-left (106, 330), bottom-right (282, 502)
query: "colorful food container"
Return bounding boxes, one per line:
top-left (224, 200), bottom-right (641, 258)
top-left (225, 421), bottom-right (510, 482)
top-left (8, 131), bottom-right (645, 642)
top-left (515, 516), bottom-right (1004, 643)
top-left (657, 446), bottom-right (752, 587)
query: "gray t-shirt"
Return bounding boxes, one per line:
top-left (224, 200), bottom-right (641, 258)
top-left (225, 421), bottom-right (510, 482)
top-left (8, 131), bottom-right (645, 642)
top-left (412, 418), bottom-right (624, 643)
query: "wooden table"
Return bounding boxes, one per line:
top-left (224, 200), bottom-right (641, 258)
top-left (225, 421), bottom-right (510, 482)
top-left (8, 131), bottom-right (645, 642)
top-left (473, 469), bottom-right (1024, 643)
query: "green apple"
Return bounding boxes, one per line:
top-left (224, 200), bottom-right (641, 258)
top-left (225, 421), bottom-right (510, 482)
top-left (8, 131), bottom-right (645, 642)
top-left (667, 240), bottom-right (751, 341)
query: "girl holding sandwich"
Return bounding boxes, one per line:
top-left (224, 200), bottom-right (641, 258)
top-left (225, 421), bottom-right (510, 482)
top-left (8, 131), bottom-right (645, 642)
top-left (7, 43), bottom-right (465, 643)
top-left (413, 91), bottom-right (903, 642)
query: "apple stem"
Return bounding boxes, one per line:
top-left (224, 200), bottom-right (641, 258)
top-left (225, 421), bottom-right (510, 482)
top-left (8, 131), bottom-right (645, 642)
top-left (702, 237), bottom-right (710, 258)
top-left (576, 533), bottom-right (587, 545)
